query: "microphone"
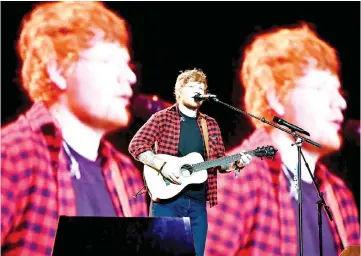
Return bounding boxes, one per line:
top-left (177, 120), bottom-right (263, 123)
top-left (273, 116), bottom-right (311, 136)
top-left (343, 119), bottom-right (360, 146)
top-left (193, 93), bottom-right (217, 102)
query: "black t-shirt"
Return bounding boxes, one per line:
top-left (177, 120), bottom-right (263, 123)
top-left (177, 112), bottom-right (206, 202)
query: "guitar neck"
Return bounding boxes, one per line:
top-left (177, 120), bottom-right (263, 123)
top-left (192, 150), bottom-right (255, 172)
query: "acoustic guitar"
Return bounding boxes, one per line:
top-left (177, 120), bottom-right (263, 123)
top-left (143, 145), bottom-right (277, 201)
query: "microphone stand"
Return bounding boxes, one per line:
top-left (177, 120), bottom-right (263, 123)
top-left (299, 150), bottom-right (333, 256)
top-left (207, 97), bottom-right (333, 256)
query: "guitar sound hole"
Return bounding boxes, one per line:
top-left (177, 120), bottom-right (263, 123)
top-left (181, 164), bottom-right (193, 177)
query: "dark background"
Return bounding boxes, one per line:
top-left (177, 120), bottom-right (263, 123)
top-left (1, 2), bottom-right (360, 211)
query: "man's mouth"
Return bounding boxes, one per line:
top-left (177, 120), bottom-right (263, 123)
top-left (118, 96), bottom-right (131, 107)
top-left (331, 120), bottom-right (343, 131)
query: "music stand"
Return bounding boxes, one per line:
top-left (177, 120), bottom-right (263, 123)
top-left (52, 216), bottom-right (195, 256)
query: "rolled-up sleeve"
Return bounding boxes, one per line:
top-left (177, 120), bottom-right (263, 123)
top-left (128, 113), bottom-right (162, 160)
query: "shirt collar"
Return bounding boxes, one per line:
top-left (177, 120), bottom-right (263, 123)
top-left (26, 101), bottom-right (116, 161)
top-left (170, 103), bottom-right (206, 120)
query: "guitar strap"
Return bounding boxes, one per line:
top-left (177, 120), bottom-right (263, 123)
top-left (201, 118), bottom-right (209, 159)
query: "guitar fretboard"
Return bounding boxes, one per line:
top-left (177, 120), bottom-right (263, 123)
top-left (191, 150), bottom-right (254, 172)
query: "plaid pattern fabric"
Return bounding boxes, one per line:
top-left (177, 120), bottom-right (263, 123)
top-left (1, 102), bottom-right (148, 256)
top-left (205, 128), bottom-right (360, 256)
top-left (129, 104), bottom-right (226, 207)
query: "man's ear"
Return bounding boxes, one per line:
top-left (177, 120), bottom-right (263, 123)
top-left (46, 59), bottom-right (67, 90)
top-left (266, 87), bottom-right (285, 116)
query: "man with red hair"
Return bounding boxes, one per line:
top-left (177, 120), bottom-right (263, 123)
top-left (205, 23), bottom-right (360, 255)
top-left (129, 68), bottom-right (253, 256)
top-left (1, 2), bottom-right (147, 255)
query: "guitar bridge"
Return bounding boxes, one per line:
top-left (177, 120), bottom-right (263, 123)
top-left (163, 177), bottom-right (171, 186)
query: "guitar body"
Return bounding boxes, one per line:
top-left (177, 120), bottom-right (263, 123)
top-left (143, 145), bottom-right (277, 201)
top-left (143, 152), bottom-right (208, 201)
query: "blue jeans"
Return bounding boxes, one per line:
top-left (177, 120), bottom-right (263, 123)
top-left (150, 196), bottom-right (208, 256)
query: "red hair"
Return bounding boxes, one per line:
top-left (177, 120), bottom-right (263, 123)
top-left (174, 68), bottom-right (208, 101)
top-left (240, 22), bottom-right (339, 128)
top-left (17, 1), bottom-right (129, 105)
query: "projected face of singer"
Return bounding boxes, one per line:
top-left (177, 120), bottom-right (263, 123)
top-left (49, 38), bottom-right (137, 131)
top-left (279, 69), bottom-right (347, 152)
top-left (179, 82), bottom-right (206, 109)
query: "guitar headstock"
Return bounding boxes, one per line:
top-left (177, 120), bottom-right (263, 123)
top-left (253, 145), bottom-right (278, 159)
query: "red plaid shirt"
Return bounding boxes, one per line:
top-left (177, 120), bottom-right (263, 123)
top-left (1, 102), bottom-right (148, 256)
top-left (129, 104), bottom-right (226, 207)
top-left (205, 128), bottom-right (360, 256)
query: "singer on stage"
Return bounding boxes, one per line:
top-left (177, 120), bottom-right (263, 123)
top-left (128, 68), bottom-right (253, 256)
top-left (205, 23), bottom-right (360, 256)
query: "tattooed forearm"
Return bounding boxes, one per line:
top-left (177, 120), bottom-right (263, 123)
top-left (138, 150), bottom-right (156, 167)
top-left (138, 150), bottom-right (164, 171)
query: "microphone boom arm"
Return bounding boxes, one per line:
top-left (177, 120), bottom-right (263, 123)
top-left (210, 97), bottom-right (321, 148)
